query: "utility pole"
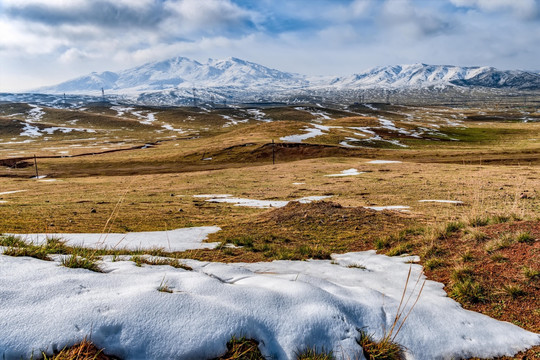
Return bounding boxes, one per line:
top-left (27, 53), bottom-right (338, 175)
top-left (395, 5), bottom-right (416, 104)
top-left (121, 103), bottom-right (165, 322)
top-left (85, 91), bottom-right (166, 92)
top-left (272, 139), bottom-right (275, 165)
top-left (192, 87), bottom-right (197, 107)
top-left (33, 154), bottom-right (39, 179)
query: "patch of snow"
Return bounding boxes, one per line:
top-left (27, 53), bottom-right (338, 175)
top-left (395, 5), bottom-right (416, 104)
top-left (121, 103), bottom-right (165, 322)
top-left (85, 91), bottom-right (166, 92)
top-left (27, 104), bottom-right (45, 122)
top-left (206, 197), bottom-right (289, 208)
top-left (30, 175), bottom-right (47, 179)
top-left (246, 109), bottom-right (271, 122)
top-left (1, 251), bottom-right (538, 360)
top-left (193, 194), bottom-right (232, 198)
top-left (292, 182), bottom-right (305, 185)
top-left (296, 196), bottom-right (332, 203)
top-left (11, 227), bottom-right (221, 252)
top-left (325, 168), bottom-right (364, 177)
top-left (0, 201), bottom-right (7, 204)
top-left (161, 124), bottom-right (185, 133)
top-left (39, 179), bottom-right (58, 182)
top-left (206, 195), bottom-right (331, 209)
top-left (0, 190), bottom-right (27, 196)
top-left (419, 200), bottom-right (464, 204)
top-left (280, 127), bottom-right (325, 143)
top-left (111, 106), bottom-right (135, 117)
top-left (367, 160), bottom-right (402, 164)
top-left (202, 157), bottom-right (213, 161)
top-left (340, 138), bottom-right (363, 148)
top-left (365, 205), bottom-right (410, 211)
top-left (20, 123), bottom-right (43, 137)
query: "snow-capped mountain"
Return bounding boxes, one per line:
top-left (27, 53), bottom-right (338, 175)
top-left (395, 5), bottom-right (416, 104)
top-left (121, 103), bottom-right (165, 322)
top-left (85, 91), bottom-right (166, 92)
top-left (23, 57), bottom-right (540, 106)
top-left (325, 64), bottom-right (490, 89)
top-left (36, 57), bottom-right (307, 95)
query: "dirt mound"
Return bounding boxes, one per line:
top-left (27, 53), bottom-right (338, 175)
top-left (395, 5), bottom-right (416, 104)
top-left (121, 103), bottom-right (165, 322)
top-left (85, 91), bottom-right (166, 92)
top-left (261, 200), bottom-right (408, 227)
top-left (203, 201), bottom-right (415, 263)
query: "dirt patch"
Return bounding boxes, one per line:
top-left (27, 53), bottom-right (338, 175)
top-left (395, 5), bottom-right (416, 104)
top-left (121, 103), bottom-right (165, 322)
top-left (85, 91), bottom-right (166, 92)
top-left (417, 221), bottom-right (540, 333)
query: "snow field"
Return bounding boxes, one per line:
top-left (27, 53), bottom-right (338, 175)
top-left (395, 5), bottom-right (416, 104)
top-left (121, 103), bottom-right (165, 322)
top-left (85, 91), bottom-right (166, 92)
top-left (0, 251), bottom-right (538, 360)
top-left (11, 227), bottom-right (222, 252)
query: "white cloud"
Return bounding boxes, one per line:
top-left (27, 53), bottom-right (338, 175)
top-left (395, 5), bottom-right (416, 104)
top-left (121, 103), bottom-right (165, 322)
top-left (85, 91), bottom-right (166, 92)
top-left (449, 0), bottom-right (539, 19)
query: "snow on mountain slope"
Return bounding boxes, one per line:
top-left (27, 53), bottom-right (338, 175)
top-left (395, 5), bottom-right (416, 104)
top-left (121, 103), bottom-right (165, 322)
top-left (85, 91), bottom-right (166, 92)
top-left (36, 57), bottom-right (308, 95)
top-left (325, 63), bottom-right (492, 89)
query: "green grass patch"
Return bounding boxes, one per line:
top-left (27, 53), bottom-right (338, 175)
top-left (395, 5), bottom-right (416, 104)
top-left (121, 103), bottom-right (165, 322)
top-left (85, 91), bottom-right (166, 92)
top-left (451, 279), bottom-right (485, 304)
top-left (386, 243), bottom-right (412, 257)
top-left (61, 254), bottom-right (102, 272)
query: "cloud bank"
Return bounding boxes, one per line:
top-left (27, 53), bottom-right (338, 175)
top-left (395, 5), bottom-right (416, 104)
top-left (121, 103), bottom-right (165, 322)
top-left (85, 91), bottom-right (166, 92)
top-left (1, 0), bottom-right (539, 91)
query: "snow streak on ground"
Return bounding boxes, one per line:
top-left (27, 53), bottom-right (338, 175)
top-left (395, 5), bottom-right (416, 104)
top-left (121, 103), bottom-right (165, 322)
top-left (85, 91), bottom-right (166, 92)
top-left (325, 168), bottom-right (364, 177)
top-left (27, 104), bottom-right (45, 122)
top-left (365, 205), bottom-right (411, 211)
top-left (1, 251), bottom-right (538, 360)
top-left (367, 160), bottom-right (403, 164)
top-left (204, 195), bottom-right (331, 208)
top-left (0, 190), bottom-right (27, 196)
top-left (11, 227), bottom-right (221, 252)
top-left (419, 200), bottom-right (464, 204)
top-left (246, 109), bottom-right (271, 122)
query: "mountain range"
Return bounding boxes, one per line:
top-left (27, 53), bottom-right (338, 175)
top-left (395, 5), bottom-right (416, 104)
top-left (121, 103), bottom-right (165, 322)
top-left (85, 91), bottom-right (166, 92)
top-left (21, 57), bottom-right (540, 105)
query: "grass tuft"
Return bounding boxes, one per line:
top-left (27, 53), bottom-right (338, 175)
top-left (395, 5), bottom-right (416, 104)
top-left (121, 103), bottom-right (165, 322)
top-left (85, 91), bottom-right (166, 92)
top-left (451, 266), bottom-right (474, 282)
top-left (357, 331), bottom-right (404, 360)
top-left (61, 255), bottom-right (102, 272)
top-left (451, 279), bottom-right (485, 304)
top-left (40, 338), bottom-right (117, 360)
top-left (468, 215), bottom-right (490, 228)
top-left (424, 258), bottom-right (446, 271)
top-left (502, 284), bottom-right (525, 299)
top-left (374, 236), bottom-right (391, 250)
top-left (3, 246), bottom-right (51, 260)
top-left (515, 231), bottom-right (535, 244)
top-left (131, 256), bottom-right (192, 270)
top-left (213, 336), bottom-right (264, 360)
top-left (460, 251), bottom-right (475, 262)
top-left (522, 266), bottom-right (540, 281)
top-left (485, 233), bottom-right (514, 253)
top-left (463, 228), bottom-right (488, 242)
top-left (295, 347), bottom-right (335, 360)
top-left (0, 234), bottom-right (27, 247)
top-left (386, 243), bottom-right (412, 257)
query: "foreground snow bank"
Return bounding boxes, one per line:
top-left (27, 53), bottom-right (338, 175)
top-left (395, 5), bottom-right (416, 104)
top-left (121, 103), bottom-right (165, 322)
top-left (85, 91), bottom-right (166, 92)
top-left (10, 226), bottom-right (221, 251)
top-left (0, 251), bottom-right (538, 360)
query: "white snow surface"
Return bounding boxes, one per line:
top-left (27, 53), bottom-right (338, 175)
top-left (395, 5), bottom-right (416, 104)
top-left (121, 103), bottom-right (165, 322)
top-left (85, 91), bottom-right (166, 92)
top-left (365, 206), bottom-right (411, 211)
top-left (280, 127), bottom-right (324, 142)
top-left (367, 160), bottom-right (403, 164)
top-left (10, 227), bottom-right (221, 252)
top-left (1, 251), bottom-right (538, 360)
top-left (325, 168), bottom-right (365, 177)
top-left (0, 190), bottom-right (27, 195)
top-left (206, 195), bottom-right (331, 208)
top-left (419, 200), bottom-right (464, 204)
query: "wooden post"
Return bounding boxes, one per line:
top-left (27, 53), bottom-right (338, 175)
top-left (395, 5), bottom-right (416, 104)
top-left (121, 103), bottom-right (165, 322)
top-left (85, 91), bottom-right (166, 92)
top-left (33, 154), bottom-right (39, 179)
top-left (272, 139), bottom-right (275, 165)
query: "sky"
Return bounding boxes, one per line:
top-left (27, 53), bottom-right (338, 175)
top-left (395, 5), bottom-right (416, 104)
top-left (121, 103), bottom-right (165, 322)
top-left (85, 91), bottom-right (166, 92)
top-left (1, 0), bottom-right (539, 92)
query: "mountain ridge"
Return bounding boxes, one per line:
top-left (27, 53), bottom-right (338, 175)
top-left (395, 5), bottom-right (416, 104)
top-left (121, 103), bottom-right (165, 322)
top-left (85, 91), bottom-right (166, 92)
top-left (30, 57), bottom-right (540, 106)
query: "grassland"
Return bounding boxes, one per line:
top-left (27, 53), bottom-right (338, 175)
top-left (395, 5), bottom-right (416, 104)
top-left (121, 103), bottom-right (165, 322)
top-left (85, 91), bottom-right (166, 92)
top-left (1, 101), bottom-right (539, 358)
